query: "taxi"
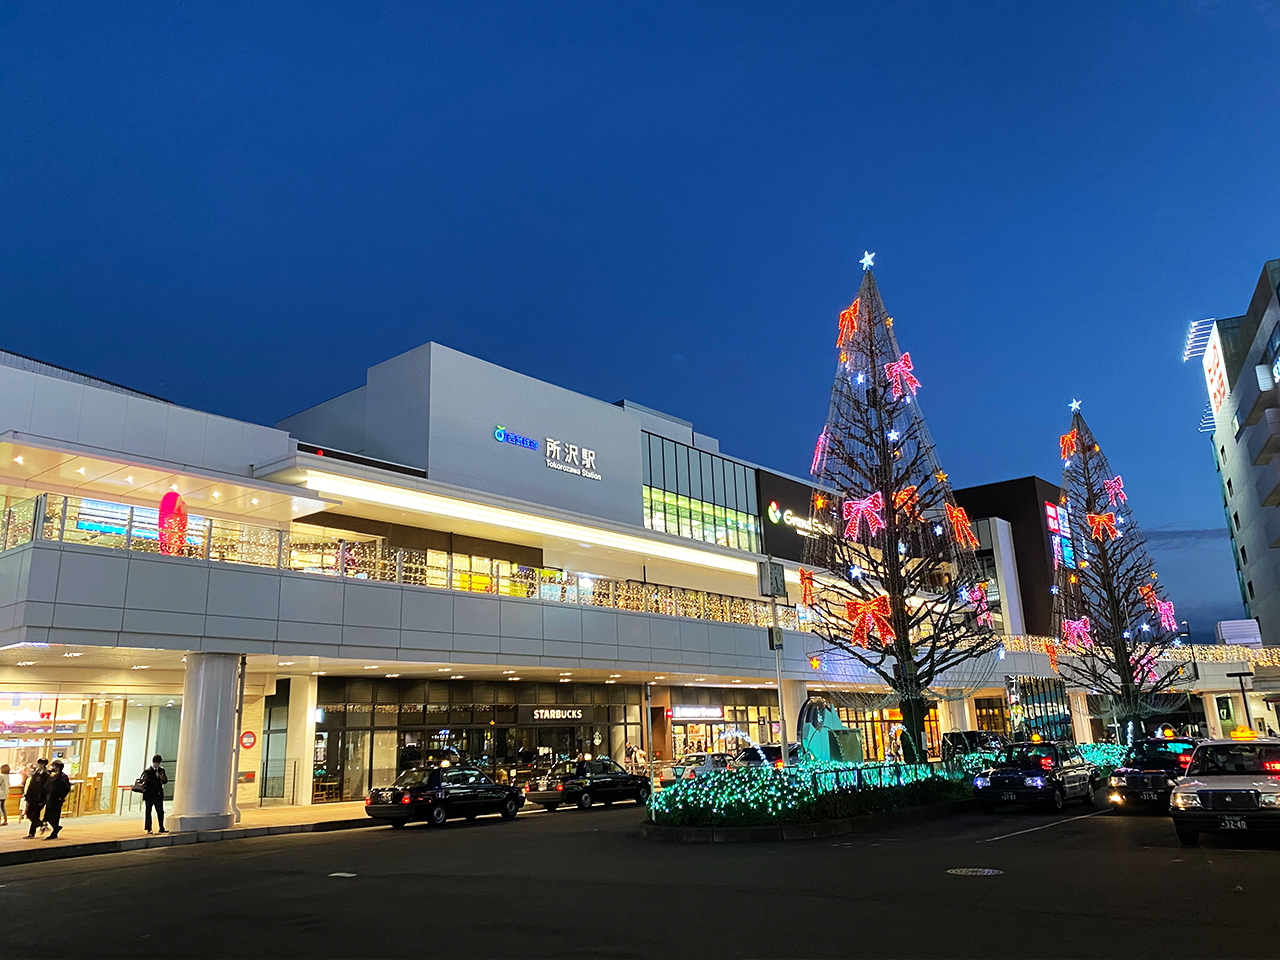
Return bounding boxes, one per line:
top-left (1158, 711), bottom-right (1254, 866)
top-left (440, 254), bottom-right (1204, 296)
top-left (1169, 728), bottom-right (1280, 846)
top-left (1107, 727), bottom-right (1197, 812)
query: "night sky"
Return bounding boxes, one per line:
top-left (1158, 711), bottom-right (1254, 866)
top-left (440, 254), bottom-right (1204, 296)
top-left (3, 3), bottom-right (1276, 638)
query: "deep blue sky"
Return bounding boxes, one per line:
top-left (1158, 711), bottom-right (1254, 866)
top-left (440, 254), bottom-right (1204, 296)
top-left (3, 2), bottom-right (1276, 635)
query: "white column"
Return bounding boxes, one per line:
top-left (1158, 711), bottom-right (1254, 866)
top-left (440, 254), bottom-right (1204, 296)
top-left (1201, 693), bottom-right (1223, 739)
top-left (285, 674), bottom-right (318, 806)
top-left (780, 679), bottom-right (806, 745)
top-left (1068, 691), bottom-right (1092, 744)
top-left (172, 652), bottom-right (240, 832)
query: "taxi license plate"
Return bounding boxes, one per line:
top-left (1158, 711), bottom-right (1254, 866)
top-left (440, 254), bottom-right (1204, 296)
top-left (1140, 791), bottom-right (1158, 801)
top-left (1219, 816), bottom-right (1248, 830)
top-left (1001, 792), bottom-right (1016, 801)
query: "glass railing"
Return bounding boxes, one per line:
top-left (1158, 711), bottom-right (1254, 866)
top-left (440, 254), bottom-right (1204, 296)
top-left (0, 492), bottom-right (800, 632)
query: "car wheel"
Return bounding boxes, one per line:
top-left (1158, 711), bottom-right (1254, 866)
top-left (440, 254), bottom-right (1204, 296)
top-left (979, 801), bottom-right (996, 815)
top-left (426, 804), bottom-right (448, 827)
top-left (636, 784), bottom-right (651, 805)
top-left (388, 819), bottom-right (409, 830)
top-left (501, 797), bottom-right (519, 820)
top-left (576, 791), bottom-right (593, 810)
top-left (1080, 782), bottom-right (1096, 805)
top-left (1046, 789), bottom-right (1065, 813)
top-left (541, 803), bottom-right (558, 813)
top-left (1175, 827), bottom-right (1199, 846)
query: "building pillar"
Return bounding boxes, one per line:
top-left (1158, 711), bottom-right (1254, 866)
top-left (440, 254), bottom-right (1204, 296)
top-left (780, 679), bottom-right (807, 745)
top-left (1068, 691), bottom-right (1092, 744)
top-left (171, 652), bottom-right (240, 832)
top-left (285, 674), bottom-right (318, 806)
top-left (1201, 693), bottom-right (1224, 739)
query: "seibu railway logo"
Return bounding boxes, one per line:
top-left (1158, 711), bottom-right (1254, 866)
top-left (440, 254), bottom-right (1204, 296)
top-left (531, 708), bottom-right (585, 721)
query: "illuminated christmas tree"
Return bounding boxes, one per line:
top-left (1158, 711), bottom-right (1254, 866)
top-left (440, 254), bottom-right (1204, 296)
top-left (1051, 407), bottom-right (1181, 736)
top-left (802, 256), bottom-right (997, 763)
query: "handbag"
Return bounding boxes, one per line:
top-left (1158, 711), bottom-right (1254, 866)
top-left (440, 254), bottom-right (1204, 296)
top-left (131, 774), bottom-right (147, 795)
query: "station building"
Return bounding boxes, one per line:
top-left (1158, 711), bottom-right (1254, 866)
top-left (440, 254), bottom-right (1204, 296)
top-left (0, 341), bottom-right (1263, 828)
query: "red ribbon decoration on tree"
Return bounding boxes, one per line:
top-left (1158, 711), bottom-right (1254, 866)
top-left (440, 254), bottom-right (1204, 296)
top-left (843, 492), bottom-right (886, 539)
top-left (837, 297), bottom-right (859, 348)
top-left (1061, 615), bottom-right (1092, 649)
top-left (946, 502), bottom-right (979, 550)
top-left (1156, 599), bottom-right (1177, 632)
top-left (810, 430), bottom-right (827, 476)
top-left (799, 568), bottom-right (815, 607)
top-left (883, 352), bottom-right (921, 400)
top-left (846, 595), bottom-right (895, 648)
top-left (970, 583), bottom-right (994, 628)
top-left (1139, 583), bottom-right (1157, 608)
top-left (1104, 475), bottom-right (1126, 506)
top-left (1086, 512), bottom-right (1118, 540)
top-left (893, 485), bottom-right (920, 519)
top-left (1059, 429), bottom-right (1078, 460)
top-left (1046, 641), bottom-right (1060, 673)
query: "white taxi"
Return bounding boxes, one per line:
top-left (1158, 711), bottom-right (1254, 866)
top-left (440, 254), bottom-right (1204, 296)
top-left (1169, 730), bottom-right (1280, 846)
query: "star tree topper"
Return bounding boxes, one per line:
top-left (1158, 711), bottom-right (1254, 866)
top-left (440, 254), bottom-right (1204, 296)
top-left (859, 251), bottom-right (875, 271)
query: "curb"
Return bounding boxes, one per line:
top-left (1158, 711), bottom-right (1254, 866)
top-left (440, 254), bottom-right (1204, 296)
top-left (640, 798), bottom-right (976, 843)
top-left (0, 818), bottom-right (377, 869)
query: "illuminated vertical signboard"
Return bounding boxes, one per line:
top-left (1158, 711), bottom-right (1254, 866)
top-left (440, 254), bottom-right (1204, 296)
top-left (1202, 322), bottom-right (1229, 416)
top-left (1045, 501), bottom-right (1076, 569)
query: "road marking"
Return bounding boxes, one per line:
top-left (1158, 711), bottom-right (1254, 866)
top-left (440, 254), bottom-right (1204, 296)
top-left (947, 867), bottom-right (1004, 876)
top-left (328, 872), bottom-right (357, 878)
top-left (981, 810), bottom-right (1109, 842)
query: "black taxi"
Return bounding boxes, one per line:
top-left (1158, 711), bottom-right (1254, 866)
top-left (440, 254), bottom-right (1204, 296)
top-left (973, 739), bottom-right (1101, 813)
top-left (525, 757), bottom-right (651, 811)
top-left (365, 762), bottom-right (524, 828)
top-left (1107, 734), bottom-right (1197, 812)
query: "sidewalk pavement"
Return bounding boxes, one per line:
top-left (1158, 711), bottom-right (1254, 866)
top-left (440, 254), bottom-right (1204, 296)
top-left (0, 801), bottom-right (374, 868)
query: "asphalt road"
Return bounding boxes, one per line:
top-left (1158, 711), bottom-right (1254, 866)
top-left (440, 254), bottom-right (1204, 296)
top-left (1, 800), bottom-right (1277, 959)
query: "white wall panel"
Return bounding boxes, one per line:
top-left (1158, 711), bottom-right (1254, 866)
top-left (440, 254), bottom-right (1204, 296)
top-left (124, 558), bottom-right (209, 614)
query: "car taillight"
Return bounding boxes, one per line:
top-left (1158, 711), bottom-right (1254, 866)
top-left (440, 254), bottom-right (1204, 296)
top-left (1180, 754), bottom-right (1193, 768)
top-left (401, 795), bottom-right (411, 805)
top-left (364, 797), bottom-right (371, 806)
top-left (523, 784), bottom-right (529, 793)
top-left (1039, 757), bottom-right (1054, 771)
top-left (556, 783), bottom-right (564, 792)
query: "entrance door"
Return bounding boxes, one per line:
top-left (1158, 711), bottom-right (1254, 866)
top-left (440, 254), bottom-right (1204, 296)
top-left (82, 737), bottom-right (120, 815)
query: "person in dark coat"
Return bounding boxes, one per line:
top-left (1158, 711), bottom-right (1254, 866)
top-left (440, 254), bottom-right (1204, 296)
top-left (42, 760), bottom-right (71, 840)
top-left (23, 758), bottom-right (49, 839)
top-left (141, 755), bottom-right (168, 834)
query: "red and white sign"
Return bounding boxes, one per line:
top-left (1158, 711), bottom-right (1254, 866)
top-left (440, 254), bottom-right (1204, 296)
top-left (1202, 323), bottom-right (1228, 416)
top-left (239, 730), bottom-right (256, 750)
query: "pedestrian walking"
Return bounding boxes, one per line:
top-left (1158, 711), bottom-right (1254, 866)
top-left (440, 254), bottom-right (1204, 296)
top-left (42, 760), bottom-right (71, 840)
top-left (0, 763), bottom-right (10, 825)
top-left (140, 755), bottom-right (169, 834)
top-left (23, 758), bottom-right (49, 839)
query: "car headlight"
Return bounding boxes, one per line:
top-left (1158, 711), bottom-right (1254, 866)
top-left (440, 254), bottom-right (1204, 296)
top-left (1172, 792), bottom-right (1201, 809)
top-left (1166, 778), bottom-right (1179, 788)
top-left (973, 776), bottom-right (990, 789)
top-left (1024, 776), bottom-right (1045, 788)
top-left (1108, 775), bottom-right (1124, 788)
top-left (1261, 794), bottom-right (1280, 808)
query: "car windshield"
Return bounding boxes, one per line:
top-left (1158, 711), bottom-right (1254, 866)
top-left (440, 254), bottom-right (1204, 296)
top-left (678, 754), bottom-right (706, 765)
top-left (1186, 744), bottom-right (1280, 776)
top-left (995, 745), bottom-right (1056, 769)
top-left (550, 761), bottom-right (580, 777)
top-left (392, 768), bottom-right (439, 788)
top-left (1127, 740), bottom-right (1196, 765)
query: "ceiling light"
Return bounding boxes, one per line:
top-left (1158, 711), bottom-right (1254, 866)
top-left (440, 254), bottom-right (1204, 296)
top-left (507, 677), bottom-right (520, 681)
top-left (559, 672), bottom-right (572, 676)
top-left (312, 671), bottom-right (326, 676)
top-left (12, 456), bottom-right (22, 465)
top-left (558, 678), bottom-right (571, 683)
top-left (124, 476), bottom-right (133, 483)
top-left (502, 670), bottom-right (516, 674)
top-left (212, 492), bottom-right (220, 498)
top-left (654, 676), bottom-right (666, 680)
top-left (437, 667), bottom-right (451, 672)
top-left (170, 484), bottom-right (178, 491)
top-left (16, 660), bottom-right (34, 666)
top-left (694, 677), bottom-right (705, 681)
top-left (63, 652), bottom-right (83, 658)
top-left (609, 674), bottom-right (622, 678)
top-left (732, 679), bottom-right (741, 683)
top-left (250, 498), bottom-right (259, 505)
top-left (605, 680), bottom-right (616, 685)
top-left (132, 665), bottom-right (149, 670)
top-left (277, 661), bottom-right (295, 666)
top-left (302, 471), bottom-right (799, 582)
top-left (450, 675), bottom-right (464, 679)
top-left (362, 665), bottom-right (378, 670)
top-left (385, 673), bottom-right (400, 678)
top-left (76, 467), bottom-right (86, 475)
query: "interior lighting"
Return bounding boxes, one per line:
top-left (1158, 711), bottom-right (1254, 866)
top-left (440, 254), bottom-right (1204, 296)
top-left (170, 484), bottom-right (178, 491)
top-left (507, 677), bottom-right (520, 681)
top-left (451, 675), bottom-right (464, 679)
top-left (694, 677), bottom-right (706, 682)
top-left (608, 674), bottom-right (622, 678)
top-left (277, 661), bottom-right (295, 666)
top-left (12, 456), bottom-right (22, 465)
top-left (124, 476), bottom-right (133, 483)
top-left (76, 467), bottom-right (86, 475)
top-left (559, 672), bottom-right (572, 676)
top-left (437, 667), bottom-right (452, 672)
top-left (312, 671), bottom-right (326, 676)
top-left (362, 665), bottom-right (379, 670)
top-left (63, 652), bottom-right (83, 658)
top-left (605, 680), bottom-right (616, 685)
top-left (131, 665), bottom-right (149, 670)
top-left (654, 676), bottom-right (666, 680)
top-left (558, 678), bottom-right (571, 683)
top-left (302, 471), bottom-right (796, 582)
top-left (385, 673), bottom-right (400, 678)
top-left (212, 492), bottom-right (220, 499)
top-left (16, 660), bottom-right (34, 666)
top-left (251, 498), bottom-right (259, 505)
top-left (732, 679), bottom-right (741, 683)
top-left (502, 670), bottom-right (517, 674)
